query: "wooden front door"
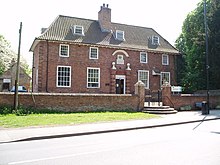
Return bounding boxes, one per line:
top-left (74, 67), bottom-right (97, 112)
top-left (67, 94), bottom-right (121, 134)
top-left (116, 79), bottom-right (125, 94)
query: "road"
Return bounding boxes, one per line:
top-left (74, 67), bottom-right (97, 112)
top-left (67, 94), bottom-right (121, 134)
top-left (0, 120), bottom-right (220, 165)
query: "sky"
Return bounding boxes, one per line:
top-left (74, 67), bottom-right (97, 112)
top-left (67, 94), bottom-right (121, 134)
top-left (0, 0), bottom-right (201, 67)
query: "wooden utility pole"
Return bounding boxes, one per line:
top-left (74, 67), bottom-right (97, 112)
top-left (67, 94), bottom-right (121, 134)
top-left (14, 22), bottom-right (22, 110)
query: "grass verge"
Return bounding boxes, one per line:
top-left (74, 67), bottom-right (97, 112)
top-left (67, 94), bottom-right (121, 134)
top-left (0, 112), bottom-right (158, 128)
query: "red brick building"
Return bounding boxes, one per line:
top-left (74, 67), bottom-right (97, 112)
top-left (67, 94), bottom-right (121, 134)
top-left (30, 4), bottom-right (179, 94)
top-left (0, 61), bottom-right (31, 92)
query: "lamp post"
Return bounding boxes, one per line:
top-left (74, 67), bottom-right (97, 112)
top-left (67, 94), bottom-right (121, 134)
top-left (204, 0), bottom-right (210, 114)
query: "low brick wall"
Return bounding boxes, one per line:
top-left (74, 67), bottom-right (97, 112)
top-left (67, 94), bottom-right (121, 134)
top-left (162, 86), bottom-right (220, 110)
top-left (0, 92), bottom-right (139, 112)
top-left (167, 94), bottom-right (220, 110)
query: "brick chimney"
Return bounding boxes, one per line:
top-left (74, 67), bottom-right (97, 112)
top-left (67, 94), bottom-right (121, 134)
top-left (98, 4), bottom-right (112, 32)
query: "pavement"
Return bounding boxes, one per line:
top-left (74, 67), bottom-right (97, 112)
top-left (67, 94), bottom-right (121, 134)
top-left (0, 110), bottom-right (220, 143)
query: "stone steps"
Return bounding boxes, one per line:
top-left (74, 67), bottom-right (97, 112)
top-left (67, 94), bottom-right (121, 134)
top-left (144, 102), bottom-right (163, 107)
top-left (143, 103), bottom-right (178, 114)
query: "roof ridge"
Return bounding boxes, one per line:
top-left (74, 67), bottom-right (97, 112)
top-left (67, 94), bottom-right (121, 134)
top-left (58, 14), bottom-right (154, 30)
top-left (39, 15), bottom-right (61, 36)
top-left (58, 14), bottom-right (97, 22)
top-left (40, 15), bottom-right (98, 37)
top-left (111, 22), bottom-right (152, 30)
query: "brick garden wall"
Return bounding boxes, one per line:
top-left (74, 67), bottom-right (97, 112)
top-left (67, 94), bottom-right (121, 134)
top-left (162, 86), bottom-right (220, 110)
top-left (0, 93), bottom-right (140, 112)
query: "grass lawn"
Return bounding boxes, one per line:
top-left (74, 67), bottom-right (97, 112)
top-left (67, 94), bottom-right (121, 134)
top-left (0, 112), bottom-right (158, 128)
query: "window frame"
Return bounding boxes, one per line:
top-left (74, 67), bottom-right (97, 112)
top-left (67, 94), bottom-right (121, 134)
top-left (161, 72), bottom-right (170, 86)
top-left (152, 36), bottom-right (160, 45)
top-left (87, 67), bottom-right (100, 88)
top-left (138, 70), bottom-right (149, 89)
top-left (56, 66), bottom-right (71, 87)
top-left (116, 30), bottom-right (125, 41)
top-left (140, 52), bottom-right (148, 63)
top-left (73, 25), bottom-right (84, 35)
top-left (89, 47), bottom-right (99, 59)
top-left (162, 54), bottom-right (169, 65)
top-left (59, 44), bottom-right (69, 57)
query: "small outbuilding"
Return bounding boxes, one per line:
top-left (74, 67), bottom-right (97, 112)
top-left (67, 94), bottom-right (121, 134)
top-left (0, 61), bottom-right (31, 92)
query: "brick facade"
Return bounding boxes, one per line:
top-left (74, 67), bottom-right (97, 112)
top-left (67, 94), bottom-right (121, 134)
top-left (32, 41), bottom-right (177, 94)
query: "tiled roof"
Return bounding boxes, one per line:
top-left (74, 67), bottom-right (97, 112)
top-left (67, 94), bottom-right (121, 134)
top-left (31, 15), bottom-right (179, 54)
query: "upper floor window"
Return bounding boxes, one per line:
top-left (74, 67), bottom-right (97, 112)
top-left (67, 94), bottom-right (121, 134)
top-left (116, 30), bottom-right (125, 41)
top-left (59, 44), bottom-right (69, 57)
top-left (162, 54), bottom-right (169, 65)
top-left (89, 47), bottom-right (99, 59)
top-left (138, 70), bottom-right (149, 89)
top-left (73, 25), bottom-right (84, 35)
top-left (87, 67), bottom-right (100, 88)
top-left (57, 66), bottom-right (71, 87)
top-left (140, 52), bottom-right (148, 63)
top-left (152, 36), bottom-right (160, 45)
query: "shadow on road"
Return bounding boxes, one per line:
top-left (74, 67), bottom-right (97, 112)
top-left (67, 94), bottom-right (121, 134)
top-left (211, 131), bottom-right (220, 135)
top-left (192, 115), bottom-right (207, 130)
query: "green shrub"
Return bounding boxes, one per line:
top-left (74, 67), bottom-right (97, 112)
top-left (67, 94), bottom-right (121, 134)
top-left (0, 106), bottom-right (12, 115)
top-left (12, 107), bottom-right (32, 116)
top-left (0, 106), bottom-right (136, 115)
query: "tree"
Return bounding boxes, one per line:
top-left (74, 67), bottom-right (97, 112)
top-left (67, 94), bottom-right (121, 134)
top-left (176, 1), bottom-right (206, 92)
top-left (0, 35), bottom-right (15, 75)
top-left (208, 0), bottom-right (220, 89)
top-left (0, 34), bottom-right (30, 75)
top-left (175, 0), bottom-right (220, 92)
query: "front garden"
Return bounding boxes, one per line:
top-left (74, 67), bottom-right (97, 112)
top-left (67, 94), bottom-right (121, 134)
top-left (0, 107), bottom-right (158, 128)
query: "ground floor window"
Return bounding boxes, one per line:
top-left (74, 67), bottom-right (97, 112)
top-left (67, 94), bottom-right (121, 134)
top-left (161, 72), bottom-right (170, 85)
top-left (138, 70), bottom-right (149, 89)
top-left (57, 66), bottom-right (71, 87)
top-left (87, 67), bottom-right (100, 88)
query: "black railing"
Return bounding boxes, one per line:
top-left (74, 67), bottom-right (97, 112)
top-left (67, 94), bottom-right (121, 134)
top-left (145, 89), bottom-right (162, 106)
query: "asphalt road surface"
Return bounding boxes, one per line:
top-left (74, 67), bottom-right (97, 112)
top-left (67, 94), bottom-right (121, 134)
top-left (0, 120), bottom-right (220, 165)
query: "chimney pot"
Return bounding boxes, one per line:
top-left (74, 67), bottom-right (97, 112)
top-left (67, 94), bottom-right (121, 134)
top-left (98, 4), bottom-right (111, 32)
top-left (41, 28), bottom-right (47, 34)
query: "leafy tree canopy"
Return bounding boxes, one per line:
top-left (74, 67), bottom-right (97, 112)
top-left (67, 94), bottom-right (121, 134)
top-left (0, 35), bottom-right (30, 76)
top-left (175, 0), bottom-right (220, 92)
